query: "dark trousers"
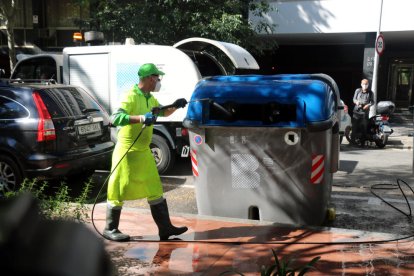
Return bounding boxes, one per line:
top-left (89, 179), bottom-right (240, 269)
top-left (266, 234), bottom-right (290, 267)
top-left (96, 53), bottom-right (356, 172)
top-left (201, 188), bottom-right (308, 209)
top-left (352, 113), bottom-right (369, 141)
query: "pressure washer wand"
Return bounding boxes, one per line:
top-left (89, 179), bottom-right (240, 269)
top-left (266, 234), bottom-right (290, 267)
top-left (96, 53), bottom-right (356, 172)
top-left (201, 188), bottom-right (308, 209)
top-left (151, 103), bottom-right (175, 115)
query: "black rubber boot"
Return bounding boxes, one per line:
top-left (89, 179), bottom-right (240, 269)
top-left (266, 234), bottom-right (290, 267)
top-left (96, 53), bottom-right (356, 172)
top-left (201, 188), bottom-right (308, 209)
top-left (103, 207), bottom-right (130, 242)
top-left (150, 199), bottom-right (188, 240)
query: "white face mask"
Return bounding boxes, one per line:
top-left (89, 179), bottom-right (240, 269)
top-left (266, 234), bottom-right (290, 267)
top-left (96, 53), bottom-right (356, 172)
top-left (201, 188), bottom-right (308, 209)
top-left (361, 84), bottom-right (369, 90)
top-left (153, 80), bottom-right (161, 92)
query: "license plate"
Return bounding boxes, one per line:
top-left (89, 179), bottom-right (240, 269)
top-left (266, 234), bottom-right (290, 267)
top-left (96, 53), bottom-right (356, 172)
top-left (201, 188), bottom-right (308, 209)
top-left (381, 125), bottom-right (392, 133)
top-left (77, 123), bottom-right (101, 135)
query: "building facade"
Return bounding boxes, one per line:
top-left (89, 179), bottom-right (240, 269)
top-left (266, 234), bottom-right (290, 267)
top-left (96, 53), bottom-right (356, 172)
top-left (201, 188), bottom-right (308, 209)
top-left (2, 0), bottom-right (414, 109)
top-left (251, 0), bottom-right (414, 109)
top-left (0, 0), bottom-right (89, 50)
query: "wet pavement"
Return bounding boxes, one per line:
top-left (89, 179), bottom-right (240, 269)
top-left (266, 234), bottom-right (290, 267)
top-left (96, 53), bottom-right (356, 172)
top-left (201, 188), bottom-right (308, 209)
top-left (89, 204), bottom-right (414, 275)
top-left (86, 121), bottom-right (414, 275)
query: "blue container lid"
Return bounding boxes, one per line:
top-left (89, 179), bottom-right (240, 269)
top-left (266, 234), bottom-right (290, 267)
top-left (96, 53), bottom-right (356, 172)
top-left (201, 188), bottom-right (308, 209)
top-left (185, 74), bottom-right (340, 128)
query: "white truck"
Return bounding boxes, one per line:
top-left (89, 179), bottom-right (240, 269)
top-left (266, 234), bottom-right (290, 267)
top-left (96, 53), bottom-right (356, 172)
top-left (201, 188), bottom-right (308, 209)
top-left (10, 37), bottom-right (260, 173)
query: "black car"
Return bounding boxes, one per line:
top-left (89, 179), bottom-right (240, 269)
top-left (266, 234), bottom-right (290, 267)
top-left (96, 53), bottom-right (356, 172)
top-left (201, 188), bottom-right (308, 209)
top-left (0, 80), bottom-right (114, 193)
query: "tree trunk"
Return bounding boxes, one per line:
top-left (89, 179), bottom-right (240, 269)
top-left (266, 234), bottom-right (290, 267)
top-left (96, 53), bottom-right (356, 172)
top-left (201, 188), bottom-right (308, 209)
top-left (0, 0), bottom-right (19, 75)
top-left (6, 23), bottom-right (16, 72)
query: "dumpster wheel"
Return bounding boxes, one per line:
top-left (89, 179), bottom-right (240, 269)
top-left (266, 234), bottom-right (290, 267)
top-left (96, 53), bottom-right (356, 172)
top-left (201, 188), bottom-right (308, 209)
top-left (326, 207), bottom-right (336, 221)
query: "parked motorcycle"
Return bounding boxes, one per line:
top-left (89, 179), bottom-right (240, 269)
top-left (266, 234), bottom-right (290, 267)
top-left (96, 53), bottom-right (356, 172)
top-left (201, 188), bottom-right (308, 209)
top-left (345, 101), bottom-right (395, 148)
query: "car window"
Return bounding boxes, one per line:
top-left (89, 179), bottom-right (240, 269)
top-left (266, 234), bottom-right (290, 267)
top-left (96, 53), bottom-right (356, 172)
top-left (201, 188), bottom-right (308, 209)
top-left (0, 95), bottom-right (29, 119)
top-left (40, 87), bottom-right (102, 118)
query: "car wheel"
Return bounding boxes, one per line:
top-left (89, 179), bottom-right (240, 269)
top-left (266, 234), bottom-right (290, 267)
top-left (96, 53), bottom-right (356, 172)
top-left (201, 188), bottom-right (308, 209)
top-left (0, 154), bottom-right (23, 194)
top-left (150, 134), bottom-right (175, 174)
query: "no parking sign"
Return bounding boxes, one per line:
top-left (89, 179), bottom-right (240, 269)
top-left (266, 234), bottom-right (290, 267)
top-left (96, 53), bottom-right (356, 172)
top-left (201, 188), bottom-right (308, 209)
top-left (376, 34), bottom-right (385, 56)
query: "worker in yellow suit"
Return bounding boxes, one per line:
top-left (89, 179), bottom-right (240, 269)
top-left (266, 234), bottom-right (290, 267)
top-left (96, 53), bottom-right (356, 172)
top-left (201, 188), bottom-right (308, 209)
top-left (104, 63), bottom-right (188, 241)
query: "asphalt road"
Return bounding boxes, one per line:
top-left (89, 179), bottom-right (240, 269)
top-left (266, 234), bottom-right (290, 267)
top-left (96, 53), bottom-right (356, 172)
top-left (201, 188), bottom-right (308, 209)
top-left (90, 135), bottom-right (414, 236)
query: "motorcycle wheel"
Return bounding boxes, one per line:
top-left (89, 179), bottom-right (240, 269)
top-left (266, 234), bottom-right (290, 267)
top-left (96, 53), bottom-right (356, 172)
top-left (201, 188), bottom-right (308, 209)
top-left (375, 133), bottom-right (388, 148)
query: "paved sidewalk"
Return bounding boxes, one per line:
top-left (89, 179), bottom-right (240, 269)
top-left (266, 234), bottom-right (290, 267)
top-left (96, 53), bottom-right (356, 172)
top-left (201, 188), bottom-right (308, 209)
top-left (89, 203), bottom-right (414, 275)
top-left (88, 122), bottom-right (414, 275)
top-left (384, 123), bottom-right (413, 149)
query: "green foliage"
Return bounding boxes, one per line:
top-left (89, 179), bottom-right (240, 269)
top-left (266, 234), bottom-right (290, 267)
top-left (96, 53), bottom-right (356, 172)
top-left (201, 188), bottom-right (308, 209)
top-left (0, 0), bottom-right (20, 70)
top-left (87, 0), bottom-right (276, 54)
top-left (220, 248), bottom-right (320, 276)
top-left (4, 178), bottom-right (92, 222)
top-left (262, 249), bottom-right (320, 276)
top-left (0, 0), bottom-right (20, 21)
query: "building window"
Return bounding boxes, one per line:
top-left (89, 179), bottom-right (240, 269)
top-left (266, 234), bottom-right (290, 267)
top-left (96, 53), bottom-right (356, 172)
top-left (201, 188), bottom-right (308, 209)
top-left (46, 0), bottom-right (89, 28)
top-left (0, 0), bottom-right (32, 28)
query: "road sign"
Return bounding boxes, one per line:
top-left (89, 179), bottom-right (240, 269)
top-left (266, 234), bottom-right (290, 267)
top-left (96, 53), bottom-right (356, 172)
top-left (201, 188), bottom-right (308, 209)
top-left (376, 34), bottom-right (385, 56)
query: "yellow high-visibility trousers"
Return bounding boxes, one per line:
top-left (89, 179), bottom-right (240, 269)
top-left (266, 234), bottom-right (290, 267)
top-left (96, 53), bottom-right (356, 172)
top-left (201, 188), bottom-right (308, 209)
top-left (107, 144), bottom-right (163, 207)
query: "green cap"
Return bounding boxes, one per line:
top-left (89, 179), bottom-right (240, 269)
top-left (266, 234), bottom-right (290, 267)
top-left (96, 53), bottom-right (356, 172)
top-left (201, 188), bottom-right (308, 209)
top-left (138, 63), bottom-right (165, 78)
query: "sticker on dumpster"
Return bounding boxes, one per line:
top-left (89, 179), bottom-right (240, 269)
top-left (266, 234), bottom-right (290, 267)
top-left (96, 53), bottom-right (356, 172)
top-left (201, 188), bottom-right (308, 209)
top-left (194, 135), bottom-right (203, 145)
top-left (191, 149), bottom-right (199, 177)
top-left (230, 136), bottom-right (248, 144)
top-left (284, 131), bottom-right (299, 145)
top-left (263, 157), bottom-right (274, 167)
top-left (311, 154), bottom-right (324, 184)
top-left (231, 153), bottom-right (260, 189)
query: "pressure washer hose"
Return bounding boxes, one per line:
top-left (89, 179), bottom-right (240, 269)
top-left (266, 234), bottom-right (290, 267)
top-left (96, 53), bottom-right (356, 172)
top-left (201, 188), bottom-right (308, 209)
top-left (370, 179), bottom-right (413, 217)
top-left (91, 123), bottom-right (148, 240)
top-left (90, 102), bottom-right (414, 246)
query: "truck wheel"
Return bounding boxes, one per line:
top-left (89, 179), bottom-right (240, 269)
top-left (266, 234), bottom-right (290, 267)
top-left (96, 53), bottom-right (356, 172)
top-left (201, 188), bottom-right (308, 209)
top-left (150, 134), bottom-right (175, 174)
top-left (0, 155), bottom-right (23, 194)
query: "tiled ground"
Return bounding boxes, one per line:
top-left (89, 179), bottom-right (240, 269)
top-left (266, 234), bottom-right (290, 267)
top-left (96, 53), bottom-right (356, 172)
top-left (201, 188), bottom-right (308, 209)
top-left (89, 204), bottom-right (414, 275)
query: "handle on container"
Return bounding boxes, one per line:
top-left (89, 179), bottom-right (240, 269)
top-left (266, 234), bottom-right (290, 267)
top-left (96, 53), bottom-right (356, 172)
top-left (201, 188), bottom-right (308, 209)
top-left (209, 100), bottom-right (233, 119)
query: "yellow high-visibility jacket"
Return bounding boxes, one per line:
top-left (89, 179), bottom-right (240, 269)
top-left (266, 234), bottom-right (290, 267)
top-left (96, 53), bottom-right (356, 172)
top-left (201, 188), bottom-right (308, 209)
top-left (107, 85), bottom-right (163, 207)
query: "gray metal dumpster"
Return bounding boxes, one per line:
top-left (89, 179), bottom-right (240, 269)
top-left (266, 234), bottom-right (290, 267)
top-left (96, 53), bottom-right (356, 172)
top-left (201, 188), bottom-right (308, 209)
top-left (183, 74), bottom-right (341, 226)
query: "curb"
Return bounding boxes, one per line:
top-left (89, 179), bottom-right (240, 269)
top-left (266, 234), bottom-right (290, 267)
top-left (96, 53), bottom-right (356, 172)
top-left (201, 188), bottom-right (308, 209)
top-left (341, 138), bottom-right (412, 150)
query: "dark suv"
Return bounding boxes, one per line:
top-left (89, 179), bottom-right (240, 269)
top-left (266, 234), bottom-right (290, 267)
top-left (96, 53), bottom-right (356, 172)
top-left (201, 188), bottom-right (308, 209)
top-left (0, 80), bottom-right (114, 193)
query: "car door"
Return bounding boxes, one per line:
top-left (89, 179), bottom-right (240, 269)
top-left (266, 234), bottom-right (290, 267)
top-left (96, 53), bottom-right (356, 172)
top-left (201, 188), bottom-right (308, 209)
top-left (0, 92), bottom-right (33, 150)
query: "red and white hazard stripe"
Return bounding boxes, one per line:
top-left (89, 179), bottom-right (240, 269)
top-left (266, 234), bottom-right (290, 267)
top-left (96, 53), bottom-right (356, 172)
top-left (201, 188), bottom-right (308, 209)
top-left (191, 149), bottom-right (199, 177)
top-left (311, 154), bottom-right (324, 184)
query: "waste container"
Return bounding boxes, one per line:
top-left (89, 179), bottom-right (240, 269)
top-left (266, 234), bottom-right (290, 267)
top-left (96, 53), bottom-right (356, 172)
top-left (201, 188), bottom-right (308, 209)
top-left (183, 74), bottom-right (341, 226)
